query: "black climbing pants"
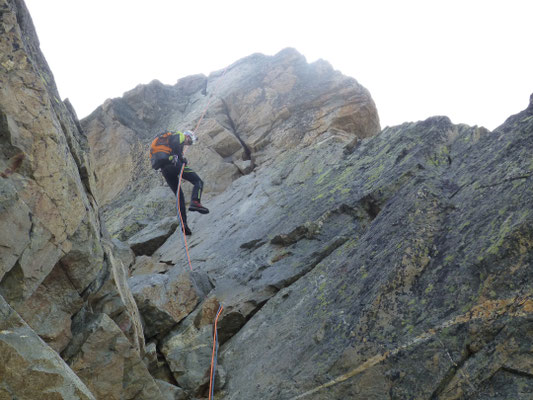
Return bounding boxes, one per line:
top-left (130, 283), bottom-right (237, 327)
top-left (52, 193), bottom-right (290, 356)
top-left (161, 162), bottom-right (204, 226)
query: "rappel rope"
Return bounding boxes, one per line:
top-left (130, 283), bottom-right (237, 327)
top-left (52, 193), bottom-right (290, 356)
top-left (175, 65), bottom-right (229, 399)
top-left (209, 304), bottom-right (224, 399)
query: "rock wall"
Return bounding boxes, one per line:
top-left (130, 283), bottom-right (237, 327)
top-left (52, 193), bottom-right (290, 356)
top-left (216, 109), bottom-right (533, 399)
top-left (81, 48), bottom-right (380, 240)
top-left (0, 1), bottom-right (164, 398)
top-left (84, 55), bottom-right (533, 399)
top-left (138, 100), bottom-right (532, 399)
top-left (2, 0), bottom-right (532, 399)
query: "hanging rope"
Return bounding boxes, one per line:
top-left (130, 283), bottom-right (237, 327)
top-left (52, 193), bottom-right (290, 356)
top-left (209, 304), bottom-right (224, 400)
top-left (174, 66), bottom-right (229, 398)
top-left (175, 65), bottom-right (230, 270)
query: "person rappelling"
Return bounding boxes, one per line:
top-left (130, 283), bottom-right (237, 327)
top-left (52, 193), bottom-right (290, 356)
top-left (149, 130), bottom-right (209, 235)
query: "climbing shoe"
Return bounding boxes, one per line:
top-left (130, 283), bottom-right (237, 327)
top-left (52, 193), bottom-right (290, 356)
top-left (189, 200), bottom-right (209, 214)
top-left (184, 225), bottom-right (192, 236)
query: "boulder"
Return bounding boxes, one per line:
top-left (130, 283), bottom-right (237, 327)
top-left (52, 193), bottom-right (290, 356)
top-left (63, 312), bottom-right (163, 400)
top-left (128, 216), bottom-right (178, 256)
top-left (0, 295), bottom-right (95, 399)
top-left (161, 297), bottom-right (226, 396)
top-left (129, 270), bottom-right (213, 339)
top-left (234, 159), bottom-right (254, 175)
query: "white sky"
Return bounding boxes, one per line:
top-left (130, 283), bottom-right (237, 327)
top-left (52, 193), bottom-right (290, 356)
top-left (24, 0), bottom-right (533, 130)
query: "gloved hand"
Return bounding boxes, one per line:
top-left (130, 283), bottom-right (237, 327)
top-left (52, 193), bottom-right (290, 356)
top-left (180, 157), bottom-right (188, 165)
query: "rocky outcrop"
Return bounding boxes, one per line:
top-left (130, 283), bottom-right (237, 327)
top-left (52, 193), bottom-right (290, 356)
top-left (128, 216), bottom-right (178, 256)
top-left (2, 0), bottom-right (532, 399)
top-left (161, 296), bottom-right (225, 397)
top-left (81, 47), bottom-right (380, 241)
top-left (0, 1), bottom-right (163, 398)
top-left (118, 100), bottom-right (531, 399)
top-left (62, 312), bottom-right (161, 400)
top-left (129, 269), bottom-right (212, 339)
top-left (214, 110), bottom-right (533, 399)
top-left (0, 296), bottom-right (95, 400)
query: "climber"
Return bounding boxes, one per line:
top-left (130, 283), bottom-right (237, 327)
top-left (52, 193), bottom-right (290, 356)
top-left (149, 130), bottom-right (209, 235)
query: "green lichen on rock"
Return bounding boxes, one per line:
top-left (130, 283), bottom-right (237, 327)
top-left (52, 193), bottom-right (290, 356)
top-left (217, 103), bottom-right (533, 400)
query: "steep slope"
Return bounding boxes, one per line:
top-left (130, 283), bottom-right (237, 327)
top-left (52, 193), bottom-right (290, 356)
top-left (85, 48), bottom-right (532, 400)
top-left (141, 100), bottom-right (532, 399)
top-left (217, 108), bottom-right (533, 399)
top-left (81, 46), bottom-right (382, 398)
top-left (0, 1), bottom-right (165, 398)
top-left (2, 0), bottom-right (532, 399)
top-left (81, 48), bottom-right (380, 241)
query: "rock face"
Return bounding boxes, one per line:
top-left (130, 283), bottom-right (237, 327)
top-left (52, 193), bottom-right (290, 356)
top-left (129, 270), bottom-right (212, 339)
top-left (81, 48), bottom-right (380, 241)
top-left (141, 102), bottom-right (532, 399)
top-left (2, 1), bottom-right (532, 400)
top-left (215, 110), bottom-right (533, 399)
top-left (85, 67), bottom-right (533, 399)
top-left (0, 296), bottom-right (95, 400)
top-left (0, 1), bottom-right (163, 398)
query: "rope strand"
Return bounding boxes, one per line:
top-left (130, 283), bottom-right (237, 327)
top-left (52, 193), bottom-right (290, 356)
top-left (173, 66), bottom-right (229, 398)
top-left (209, 304), bottom-right (224, 400)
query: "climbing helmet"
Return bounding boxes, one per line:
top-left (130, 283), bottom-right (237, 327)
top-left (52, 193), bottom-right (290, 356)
top-left (184, 130), bottom-right (198, 144)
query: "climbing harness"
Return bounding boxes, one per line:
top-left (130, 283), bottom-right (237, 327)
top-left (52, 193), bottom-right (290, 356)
top-left (174, 65), bottom-right (229, 400)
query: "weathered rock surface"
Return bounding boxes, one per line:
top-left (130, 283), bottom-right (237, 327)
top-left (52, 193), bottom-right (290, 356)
top-left (131, 254), bottom-right (170, 276)
top-left (112, 237), bottom-right (136, 269)
top-left (128, 215), bottom-right (178, 256)
top-left (62, 312), bottom-right (163, 400)
top-left (129, 269), bottom-right (212, 339)
top-left (80, 36), bottom-right (533, 399)
top-left (3, 1), bottom-right (532, 399)
top-left (0, 0), bottom-right (99, 305)
top-left (161, 296), bottom-right (225, 396)
top-left (0, 1), bottom-right (165, 398)
top-left (146, 99), bottom-right (531, 399)
top-left (155, 379), bottom-right (188, 400)
top-left (215, 110), bottom-right (533, 399)
top-left (81, 47), bottom-right (380, 241)
top-left (16, 265), bottom-right (83, 353)
top-left (0, 295), bottom-right (95, 399)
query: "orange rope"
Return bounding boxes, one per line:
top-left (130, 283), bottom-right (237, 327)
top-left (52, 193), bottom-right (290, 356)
top-left (177, 64), bottom-right (230, 271)
top-left (209, 304), bottom-right (224, 399)
top-left (173, 66), bottom-right (229, 398)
